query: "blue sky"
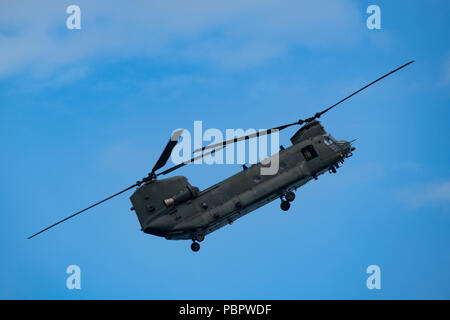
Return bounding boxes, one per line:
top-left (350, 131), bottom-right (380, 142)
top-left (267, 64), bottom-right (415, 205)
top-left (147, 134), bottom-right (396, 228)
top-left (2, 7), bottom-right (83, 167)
top-left (1, 0), bottom-right (449, 299)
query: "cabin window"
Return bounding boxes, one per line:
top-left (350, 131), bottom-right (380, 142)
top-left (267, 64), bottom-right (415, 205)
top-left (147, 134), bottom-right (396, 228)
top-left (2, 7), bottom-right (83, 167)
top-left (301, 145), bottom-right (318, 161)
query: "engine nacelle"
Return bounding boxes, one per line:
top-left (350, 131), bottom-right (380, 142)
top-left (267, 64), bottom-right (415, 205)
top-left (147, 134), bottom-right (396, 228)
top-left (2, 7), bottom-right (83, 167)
top-left (163, 185), bottom-right (199, 207)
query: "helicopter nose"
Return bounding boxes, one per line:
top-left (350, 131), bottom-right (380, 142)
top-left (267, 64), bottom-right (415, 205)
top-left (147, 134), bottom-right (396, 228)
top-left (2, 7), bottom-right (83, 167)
top-left (336, 140), bottom-right (354, 156)
top-left (344, 141), bottom-right (355, 155)
top-left (349, 139), bottom-right (356, 152)
top-left (346, 141), bottom-right (353, 151)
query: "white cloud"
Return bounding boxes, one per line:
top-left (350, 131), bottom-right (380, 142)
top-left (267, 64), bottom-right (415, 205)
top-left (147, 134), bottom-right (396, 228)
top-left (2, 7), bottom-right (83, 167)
top-left (0, 0), bottom-right (362, 78)
top-left (399, 180), bottom-right (450, 209)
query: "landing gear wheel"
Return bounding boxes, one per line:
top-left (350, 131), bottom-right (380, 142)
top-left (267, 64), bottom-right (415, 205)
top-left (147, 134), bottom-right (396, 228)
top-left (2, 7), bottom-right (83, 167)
top-left (285, 191), bottom-right (296, 202)
top-left (191, 242), bottom-right (200, 252)
top-left (280, 201), bottom-right (290, 211)
top-left (195, 234), bottom-right (205, 242)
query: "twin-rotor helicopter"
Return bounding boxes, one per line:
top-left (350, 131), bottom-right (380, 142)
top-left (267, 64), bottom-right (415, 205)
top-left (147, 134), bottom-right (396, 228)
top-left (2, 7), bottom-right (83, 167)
top-left (28, 61), bottom-right (414, 252)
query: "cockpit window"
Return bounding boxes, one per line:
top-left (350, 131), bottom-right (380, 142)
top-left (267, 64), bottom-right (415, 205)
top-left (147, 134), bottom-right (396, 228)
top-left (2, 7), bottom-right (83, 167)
top-left (301, 145), bottom-right (318, 161)
top-left (323, 136), bottom-right (334, 146)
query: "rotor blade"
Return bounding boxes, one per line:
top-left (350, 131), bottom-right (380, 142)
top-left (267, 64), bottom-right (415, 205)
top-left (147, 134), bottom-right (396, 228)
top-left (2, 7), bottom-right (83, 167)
top-left (312, 60), bottom-right (415, 121)
top-left (151, 129), bottom-right (184, 174)
top-left (194, 60), bottom-right (414, 154)
top-left (27, 184), bottom-right (137, 239)
top-left (193, 125), bottom-right (295, 153)
top-left (157, 146), bottom-right (225, 176)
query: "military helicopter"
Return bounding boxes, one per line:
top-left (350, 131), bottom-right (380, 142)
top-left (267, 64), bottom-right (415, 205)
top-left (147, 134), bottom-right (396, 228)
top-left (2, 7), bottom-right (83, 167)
top-left (28, 61), bottom-right (414, 251)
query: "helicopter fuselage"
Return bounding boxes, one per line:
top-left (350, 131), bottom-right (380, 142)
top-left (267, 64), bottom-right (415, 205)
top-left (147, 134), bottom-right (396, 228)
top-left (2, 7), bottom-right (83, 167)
top-left (130, 121), bottom-right (354, 242)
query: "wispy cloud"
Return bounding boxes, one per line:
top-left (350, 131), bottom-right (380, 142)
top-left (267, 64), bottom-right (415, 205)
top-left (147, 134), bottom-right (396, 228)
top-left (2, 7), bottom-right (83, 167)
top-left (0, 0), bottom-right (362, 79)
top-left (398, 179), bottom-right (450, 209)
